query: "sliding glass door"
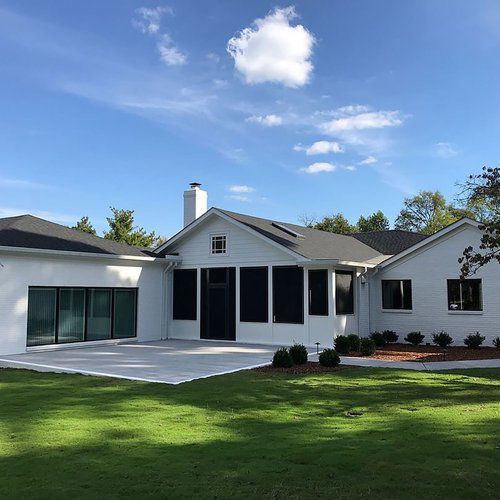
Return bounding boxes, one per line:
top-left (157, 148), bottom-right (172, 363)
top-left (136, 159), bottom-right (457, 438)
top-left (26, 287), bottom-right (137, 347)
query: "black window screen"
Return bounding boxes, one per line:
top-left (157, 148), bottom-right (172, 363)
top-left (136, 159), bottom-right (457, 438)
top-left (308, 269), bottom-right (328, 316)
top-left (447, 279), bottom-right (482, 311)
top-left (382, 280), bottom-right (412, 310)
top-left (240, 267), bottom-right (268, 322)
top-left (173, 269), bottom-right (197, 320)
top-left (335, 271), bottom-right (354, 315)
top-left (273, 266), bottom-right (304, 324)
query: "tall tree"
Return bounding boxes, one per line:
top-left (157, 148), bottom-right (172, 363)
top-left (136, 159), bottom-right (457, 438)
top-left (104, 207), bottom-right (159, 248)
top-left (72, 216), bottom-right (96, 235)
top-left (395, 191), bottom-right (459, 234)
top-left (357, 211), bottom-right (390, 232)
top-left (313, 213), bottom-right (357, 234)
top-left (459, 167), bottom-right (499, 276)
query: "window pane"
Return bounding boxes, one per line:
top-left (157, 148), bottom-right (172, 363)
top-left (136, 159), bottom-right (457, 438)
top-left (113, 289), bottom-right (137, 338)
top-left (402, 280), bottom-right (413, 310)
top-left (240, 267), bottom-right (268, 322)
top-left (86, 289), bottom-right (111, 340)
top-left (335, 271), bottom-right (354, 315)
top-left (27, 288), bottom-right (56, 346)
top-left (447, 280), bottom-right (461, 310)
top-left (58, 288), bottom-right (85, 343)
top-left (173, 269), bottom-right (197, 320)
top-left (309, 270), bottom-right (329, 316)
top-left (382, 280), bottom-right (412, 310)
top-left (273, 266), bottom-right (304, 324)
top-left (448, 279), bottom-right (482, 311)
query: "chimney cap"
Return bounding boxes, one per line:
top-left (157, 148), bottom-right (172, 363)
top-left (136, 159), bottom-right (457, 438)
top-left (189, 182), bottom-right (202, 189)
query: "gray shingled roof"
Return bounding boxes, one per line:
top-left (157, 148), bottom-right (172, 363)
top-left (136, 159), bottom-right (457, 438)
top-left (217, 209), bottom-right (383, 262)
top-left (352, 230), bottom-right (428, 255)
top-left (0, 214), bottom-right (155, 257)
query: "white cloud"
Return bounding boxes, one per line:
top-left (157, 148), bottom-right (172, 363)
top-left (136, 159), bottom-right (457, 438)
top-left (294, 140), bottom-right (344, 155)
top-left (132, 6), bottom-right (173, 34)
top-left (246, 114), bottom-right (282, 126)
top-left (335, 104), bottom-right (370, 116)
top-left (301, 162), bottom-right (336, 174)
top-left (227, 6), bottom-right (315, 88)
top-left (320, 110), bottom-right (403, 134)
top-left (0, 177), bottom-right (49, 190)
top-left (157, 34), bottom-right (186, 66)
top-left (213, 79), bottom-right (228, 89)
top-left (434, 142), bottom-right (458, 159)
top-left (0, 206), bottom-right (78, 224)
top-left (359, 156), bottom-right (378, 165)
top-left (345, 165), bottom-right (357, 171)
top-left (226, 194), bottom-right (251, 202)
top-left (229, 185), bottom-right (255, 193)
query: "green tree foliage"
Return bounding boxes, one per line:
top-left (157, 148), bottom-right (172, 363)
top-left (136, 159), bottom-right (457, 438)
top-left (357, 210), bottom-right (390, 232)
top-left (72, 216), bottom-right (96, 235)
top-left (394, 191), bottom-right (459, 234)
top-left (459, 167), bottom-right (499, 276)
top-left (104, 207), bottom-right (159, 248)
top-left (313, 213), bottom-right (357, 234)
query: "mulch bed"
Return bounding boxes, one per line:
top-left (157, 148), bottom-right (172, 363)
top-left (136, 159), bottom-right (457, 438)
top-left (254, 362), bottom-right (356, 374)
top-left (349, 343), bottom-right (500, 362)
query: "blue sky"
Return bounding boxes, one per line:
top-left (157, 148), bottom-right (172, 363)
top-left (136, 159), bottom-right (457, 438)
top-left (1, 1), bottom-right (499, 236)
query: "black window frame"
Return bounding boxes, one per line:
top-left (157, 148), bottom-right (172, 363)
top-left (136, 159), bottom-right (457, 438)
top-left (335, 270), bottom-right (354, 315)
top-left (240, 266), bottom-right (269, 323)
top-left (173, 269), bottom-right (198, 320)
top-left (272, 266), bottom-right (304, 324)
top-left (26, 286), bottom-right (138, 347)
top-left (447, 279), bottom-right (483, 311)
top-left (308, 269), bottom-right (329, 316)
top-left (381, 279), bottom-right (413, 310)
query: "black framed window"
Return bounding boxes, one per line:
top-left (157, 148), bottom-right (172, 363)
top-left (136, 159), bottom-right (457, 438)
top-left (26, 287), bottom-right (138, 347)
top-left (173, 269), bottom-right (197, 320)
top-left (273, 266), bottom-right (304, 324)
top-left (447, 279), bottom-right (482, 311)
top-left (308, 269), bottom-right (328, 316)
top-left (335, 271), bottom-right (354, 315)
top-left (210, 234), bottom-right (227, 254)
top-left (240, 267), bottom-right (268, 322)
top-left (382, 280), bottom-right (412, 310)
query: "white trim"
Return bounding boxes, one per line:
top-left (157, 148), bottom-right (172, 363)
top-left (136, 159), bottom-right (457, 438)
top-left (447, 310), bottom-right (483, 316)
top-left (377, 218), bottom-right (480, 269)
top-left (0, 244), bottom-right (181, 264)
top-left (381, 309), bottom-right (413, 314)
top-left (209, 232), bottom-right (229, 257)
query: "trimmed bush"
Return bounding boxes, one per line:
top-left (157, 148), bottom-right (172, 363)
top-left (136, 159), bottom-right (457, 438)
top-left (405, 331), bottom-right (425, 346)
top-left (334, 335), bottom-right (351, 355)
top-left (272, 348), bottom-right (293, 368)
top-left (318, 348), bottom-right (341, 367)
top-left (360, 338), bottom-right (376, 356)
top-left (493, 337), bottom-right (500, 349)
top-left (370, 331), bottom-right (387, 347)
top-left (347, 334), bottom-right (361, 352)
top-left (289, 343), bottom-right (308, 365)
top-left (464, 332), bottom-right (485, 349)
top-left (382, 330), bottom-right (399, 343)
top-left (432, 331), bottom-right (453, 348)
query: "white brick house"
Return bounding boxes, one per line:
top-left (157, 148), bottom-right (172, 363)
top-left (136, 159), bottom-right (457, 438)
top-left (0, 183), bottom-right (497, 356)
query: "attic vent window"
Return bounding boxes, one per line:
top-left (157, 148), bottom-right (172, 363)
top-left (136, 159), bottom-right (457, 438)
top-left (272, 222), bottom-right (305, 238)
top-left (210, 234), bottom-right (227, 255)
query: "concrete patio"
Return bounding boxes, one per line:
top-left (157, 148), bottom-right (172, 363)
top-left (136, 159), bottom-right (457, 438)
top-left (0, 339), bottom-right (282, 384)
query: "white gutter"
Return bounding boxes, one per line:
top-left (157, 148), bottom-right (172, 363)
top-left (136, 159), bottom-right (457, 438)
top-left (0, 244), bottom-right (182, 264)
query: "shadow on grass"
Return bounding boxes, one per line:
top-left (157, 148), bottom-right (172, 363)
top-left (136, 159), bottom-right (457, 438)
top-left (0, 367), bottom-right (499, 498)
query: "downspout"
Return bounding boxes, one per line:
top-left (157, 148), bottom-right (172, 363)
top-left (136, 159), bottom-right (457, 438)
top-left (161, 261), bottom-right (178, 340)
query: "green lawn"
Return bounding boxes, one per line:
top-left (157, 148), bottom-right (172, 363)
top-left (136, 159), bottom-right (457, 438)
top-left (1, 367), bottom-right (499, 499)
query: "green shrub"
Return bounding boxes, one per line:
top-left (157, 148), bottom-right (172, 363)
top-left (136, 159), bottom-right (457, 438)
top-left (334, 335), bottom-right (351, 355)
top-left (405, 331), bottom-right (425, 346)
top-left (347, 334), bottom-right (361, 352)
top-left (464, 332), bottom-right (485, 349)
top-left (289, 343), bottom-right (308, 364)
top-left (493, 337), bottom-right (500, 349)
top-left (382, 330), bottom-right (399, 343)
top-left (370, 331), bottom-right (387, 347)
top-left (360, 338), bottom-right (376, 356)
top-left (272, 348), bottom-right (293, 368)
top-left (432, 331), bottom-right (453, 348)
top-left (318, 349), bottom-right (341, 367)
